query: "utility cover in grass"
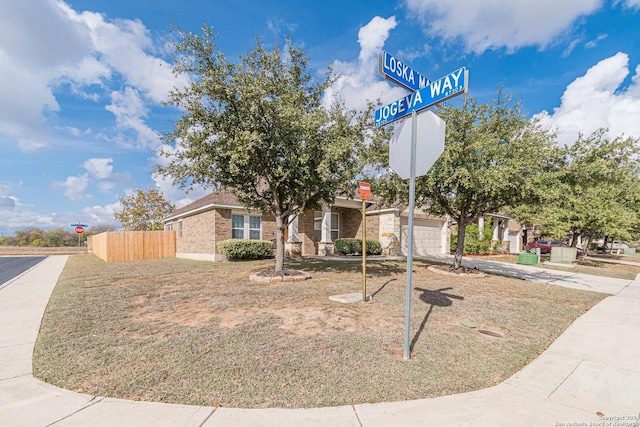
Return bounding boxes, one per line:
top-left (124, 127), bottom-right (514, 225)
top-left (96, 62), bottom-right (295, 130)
top-left (329, 292), bottom-right (371, 303)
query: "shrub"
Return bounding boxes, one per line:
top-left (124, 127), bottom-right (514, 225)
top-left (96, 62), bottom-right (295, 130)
top-left (334, 238), bottom-right (359, 255)
top-left (334, 238), bottom-right (382, 255)
top-left (459, 222), bottom-right (499, 255)
top-left (365, 239), bottom-right (382, 255)
top-left (217, 239), bottom-right (273, 260)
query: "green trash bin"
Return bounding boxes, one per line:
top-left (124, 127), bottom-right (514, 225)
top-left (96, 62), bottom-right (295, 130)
top-left (518, 253), bottom-right (539, 265)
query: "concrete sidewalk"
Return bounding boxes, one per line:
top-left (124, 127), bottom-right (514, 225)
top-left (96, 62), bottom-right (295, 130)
top-left (1, 255), bottom-right (638, 426)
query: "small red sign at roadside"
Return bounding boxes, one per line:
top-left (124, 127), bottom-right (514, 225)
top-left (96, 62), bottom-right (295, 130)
top-left (74, 226), bottom-right (84, 234)
top-left (359, 182), bottom-right (371, 200)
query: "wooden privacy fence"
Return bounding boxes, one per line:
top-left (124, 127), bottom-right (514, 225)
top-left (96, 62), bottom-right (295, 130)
top-left (89, 230), bottom-right (176, 262)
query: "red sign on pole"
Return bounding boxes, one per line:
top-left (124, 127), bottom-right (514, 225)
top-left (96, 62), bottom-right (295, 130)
top-left (74, 226), bottom-right (84, 234)
top-left (359, 182), bottom-right (371, 200)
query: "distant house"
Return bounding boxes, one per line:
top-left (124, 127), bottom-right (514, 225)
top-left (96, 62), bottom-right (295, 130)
top-left (448, 213), bottom-right (525, 254)
top-left (478, 213), bottom-right (524, 254)
top-left (162, 192), bottom-right (450, 261)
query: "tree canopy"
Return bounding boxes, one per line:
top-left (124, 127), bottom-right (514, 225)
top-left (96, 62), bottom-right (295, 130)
top-left (114, 188), bottom-right (175, 231)
top-left (372, 93), bottom-right (557, 268)
top-left (509, 129), bottom-right (640, 248)
top-left (157, 25), bottom-right (383, 272)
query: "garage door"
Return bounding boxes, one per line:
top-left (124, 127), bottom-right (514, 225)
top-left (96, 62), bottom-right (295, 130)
top-left (400, 218), bottom-right (444, 256)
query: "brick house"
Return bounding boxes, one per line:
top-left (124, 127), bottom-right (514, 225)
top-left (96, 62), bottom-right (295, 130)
top-left (162, 192), bottom-right (450, 261)
top-left (163, 192), bottom-right (381, 261)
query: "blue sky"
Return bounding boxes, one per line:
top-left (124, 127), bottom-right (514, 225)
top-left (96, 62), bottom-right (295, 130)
top-left (1, 0), bottom-right (640, 236)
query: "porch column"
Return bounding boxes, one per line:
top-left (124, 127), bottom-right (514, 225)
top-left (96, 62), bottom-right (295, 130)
top-left (287, 215), bottom-right (299, 242)
top-left (318, 204), bottom-right (334, 256)
top-left (321, 204), bottom-right (332, 242)
top-left (478, 216), bottom-right (485, 240)
top-left (285, 214), bottom-right (302, 258)
top-left (492, 220), bottom-right (499, 241)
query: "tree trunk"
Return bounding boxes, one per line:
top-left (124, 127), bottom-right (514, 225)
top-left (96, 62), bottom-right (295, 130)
top-left (454, 220), bottom-right (467, 269)
top-left (585, 233), bottom-right (593, 256)
top-left (570, 232), bottom-right (580, 247)
top-left (274, 215), bottom-right (286, 273)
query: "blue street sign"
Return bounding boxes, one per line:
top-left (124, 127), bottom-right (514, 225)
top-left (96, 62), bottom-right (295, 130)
top-left (70, 223), bottom-right (89, 227)
top-left (378, 51), bottom-right (430, 92)
top-left (374, 67), bottom-right (468, 127)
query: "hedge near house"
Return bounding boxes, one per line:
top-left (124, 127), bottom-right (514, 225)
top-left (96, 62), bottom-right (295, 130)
top-left (217, 240), bottom-right (274, 260)
top-left (334, 238), bottom-right (382, 256)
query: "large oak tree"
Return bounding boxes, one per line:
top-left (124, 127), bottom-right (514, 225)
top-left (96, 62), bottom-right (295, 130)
top-left (157, 26), bottom-right (380, 272)
top-left (510, 129), bottom-right (640, 249)
top-left (373, 93), bottom-right (556, 269)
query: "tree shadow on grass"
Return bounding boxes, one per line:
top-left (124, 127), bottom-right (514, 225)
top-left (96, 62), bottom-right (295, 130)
top-left (410, 287), bottom-right (464, 353)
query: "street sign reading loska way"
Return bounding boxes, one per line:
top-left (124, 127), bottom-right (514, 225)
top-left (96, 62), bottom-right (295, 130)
top-left (376, 52), bottom-right (469, 361)
top-left (374, 66), bottom-right (468, 127)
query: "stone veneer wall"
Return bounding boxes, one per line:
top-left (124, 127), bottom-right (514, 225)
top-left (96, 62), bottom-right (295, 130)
top-left (378, 212), bottom-right (400, 255)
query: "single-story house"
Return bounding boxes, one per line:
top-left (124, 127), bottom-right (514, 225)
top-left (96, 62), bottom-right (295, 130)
top-left (162, 192), bottom-right (450, 261)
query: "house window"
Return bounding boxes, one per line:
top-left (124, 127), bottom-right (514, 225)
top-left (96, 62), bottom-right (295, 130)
top-left (249, 216), bottom-right (261, 240)
top-left (232, 215), bottom-right (245, 239)
top-left (177, 221), bottom-right (183, 238)
top-left (232, 214), bottom-right (262, 240)
top-left (314, 211), bottom-right (339, 242)
top-left (314, 211), bottom-right (322, 241)
top-left (331, 213), bottom-right (339, 241)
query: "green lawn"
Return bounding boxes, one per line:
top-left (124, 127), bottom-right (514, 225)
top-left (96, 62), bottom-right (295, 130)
top-left (34, 255), bottom-right (606, 408)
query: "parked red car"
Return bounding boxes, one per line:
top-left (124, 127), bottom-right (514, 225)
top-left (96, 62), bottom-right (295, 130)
top-left (525, 240), bottom-right (584, 256)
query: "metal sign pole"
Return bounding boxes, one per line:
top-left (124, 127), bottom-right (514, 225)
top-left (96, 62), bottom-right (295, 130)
top-left (403, 110), bottom-right (418, 360)
top-left (362, 199), bottom-right (367, 302)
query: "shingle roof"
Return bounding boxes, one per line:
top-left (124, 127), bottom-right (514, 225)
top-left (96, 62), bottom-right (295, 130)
top-left (163, 192), bottom-right (244, 222)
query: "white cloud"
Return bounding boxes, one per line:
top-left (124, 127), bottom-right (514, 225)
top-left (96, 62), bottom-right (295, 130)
top-left (0, 181), bottom-right (17, 210)
top-left (105, 87), bottom-right (160, 149)
top-left (82, 201), bottom-right (121, 227)
top-left (615, 0), bottom-right (640, 9)
top-left (585, 34), bottom-right (608, 49)
top-left (53, 174), bottom-right (90, 201)
top-left (0, 0), bottom-right (186, 152)
top-left (357, 16), bottom-right (398, 63)
top-left (404, 0), bottom-right (603, 53)
top-left (0, 208), bottom-right (57, 234)
top-left (323, 16), bottom-right (407, 113)
top-left (82, 158), bottom-right (113, 180)
top-left (536, 52), bottom-right (640, 145)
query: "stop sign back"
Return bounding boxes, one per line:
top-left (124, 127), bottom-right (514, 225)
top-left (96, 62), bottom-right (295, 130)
top-left (389, 110), bottom-right (445, 180)
top-left (74, 226), bottom-right (84, 234)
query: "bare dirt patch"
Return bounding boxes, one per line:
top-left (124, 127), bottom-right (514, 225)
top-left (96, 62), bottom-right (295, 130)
top-left (131, 289), bottom-right (402, 337)
top-left (250, 268), bottom-right (311, 282)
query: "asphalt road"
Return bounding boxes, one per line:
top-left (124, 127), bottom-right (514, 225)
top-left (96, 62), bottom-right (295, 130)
top-left (0, 256), bottom-right (47, 288)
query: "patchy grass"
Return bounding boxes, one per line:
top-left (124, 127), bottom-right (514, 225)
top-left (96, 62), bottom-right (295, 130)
top-left (34, 255), bottom-right (606, 409)
top-left (480, 254), bottom-right (640, 280)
